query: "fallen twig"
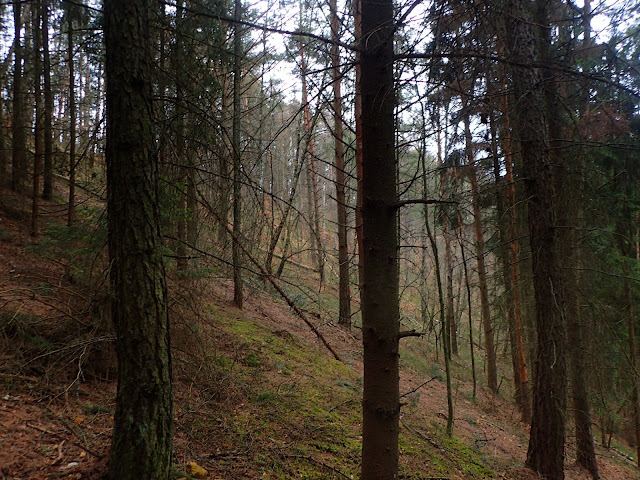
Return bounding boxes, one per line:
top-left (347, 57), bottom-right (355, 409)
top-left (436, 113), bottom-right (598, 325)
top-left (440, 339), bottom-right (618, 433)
top-left (400, 376), bottom-right (438, 398)
top-left (283, 454), bottom-right (352, 479)
top-left (174, 197), bottom-right (343, 362)
top-left (51, 440), bottom-right (65, 465)
top-left (26, 421), bottom-right (104, 458)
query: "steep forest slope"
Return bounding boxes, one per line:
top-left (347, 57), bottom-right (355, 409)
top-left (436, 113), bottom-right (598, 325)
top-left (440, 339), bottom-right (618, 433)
top-left (0, 188), bottom-right (638, 479)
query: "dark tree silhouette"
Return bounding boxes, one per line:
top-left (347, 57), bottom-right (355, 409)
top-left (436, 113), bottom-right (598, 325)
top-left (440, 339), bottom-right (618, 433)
top-left (105, 0), bottom-right (174, 477)
top-left (359, 0), bottom-right (400, 477)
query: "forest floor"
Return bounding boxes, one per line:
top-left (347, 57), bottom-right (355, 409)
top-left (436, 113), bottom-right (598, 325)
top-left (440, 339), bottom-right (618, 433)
top-left (0, 186), bottom-right (639, 480)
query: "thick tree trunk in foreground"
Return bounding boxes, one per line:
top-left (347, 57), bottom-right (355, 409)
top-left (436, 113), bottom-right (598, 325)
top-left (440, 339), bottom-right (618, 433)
top-left (105, 0), bottom-right (173, 478)
top-left (506, 1), bottom-right (568, 478)
top-left (360, 0), bottom-right (400, 476)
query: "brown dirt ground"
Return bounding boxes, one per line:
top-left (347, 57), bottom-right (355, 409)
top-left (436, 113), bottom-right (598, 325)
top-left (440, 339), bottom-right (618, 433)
top-left (1, 187), bottom-right (638, 479)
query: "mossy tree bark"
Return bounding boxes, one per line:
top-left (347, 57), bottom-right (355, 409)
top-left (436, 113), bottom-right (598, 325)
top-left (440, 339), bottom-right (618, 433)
top-left (359, 0), bottom-right (400, 476)
top-left (105, 0), bottom-right (173, 478)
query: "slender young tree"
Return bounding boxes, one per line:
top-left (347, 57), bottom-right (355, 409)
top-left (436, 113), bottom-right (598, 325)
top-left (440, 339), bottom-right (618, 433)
top-left (463, 112), bottom-right (497, 393)
top-left (232, 0), bottom-right (244, 308)
top-left (32, 0), bottom-right (44, 236)
top-left (330, 0), bottom-right (351, 327)
top-left (353, 0), bottom-right (364, 290)
top-left (105, 0), bottom-right (173, 478)
top-left (11, 0), bottom-right (27, 193)
top-left (42, 0), bottom-right (53, 200)
top-left (66, 2), bottom-right (77, 225)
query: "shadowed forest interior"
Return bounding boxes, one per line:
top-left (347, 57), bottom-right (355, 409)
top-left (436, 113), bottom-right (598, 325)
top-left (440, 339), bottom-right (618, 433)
top-left (1, 0), bottom-right (640, 479)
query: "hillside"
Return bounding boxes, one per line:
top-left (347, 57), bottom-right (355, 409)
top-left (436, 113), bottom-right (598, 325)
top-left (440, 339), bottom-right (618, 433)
top-left (0, 188), bottom-right (638, 480)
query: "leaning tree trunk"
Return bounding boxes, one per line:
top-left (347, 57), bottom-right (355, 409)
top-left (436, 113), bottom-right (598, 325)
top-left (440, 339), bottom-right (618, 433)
top-left (359, 0), bottom-right (400, 476)
top-left (105, 0), bottom-right (173, 478)
top-left (505, 1), bottom-right (568, 478)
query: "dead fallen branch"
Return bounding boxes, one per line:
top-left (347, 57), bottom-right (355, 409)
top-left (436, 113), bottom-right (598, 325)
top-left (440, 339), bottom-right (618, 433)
top-left (26, 421), bottom-right (104, 458)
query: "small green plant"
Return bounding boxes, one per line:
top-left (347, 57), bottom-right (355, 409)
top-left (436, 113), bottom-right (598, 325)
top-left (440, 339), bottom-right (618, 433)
top-left (27, 214), bottom-right (107, 284)
top-left (82, 402), bottom-right (113, 415)
top-left (175, 267), bottom-right (219, 279)
top-left (256, 391), bottom-right (272, 403)
top-left (243, 352), bottom-right (261, 367)
top-left (429, 362), bottom-right (444, 381)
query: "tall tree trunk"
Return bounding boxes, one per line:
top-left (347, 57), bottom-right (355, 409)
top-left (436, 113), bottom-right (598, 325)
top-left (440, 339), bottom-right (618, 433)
top-left (505, 1), bottom-right (568, 478)
top-left (175, 1), bottom-right (188, 271)
top-left (443, 224), bottom-right (457, 356)
top-left (464, 113), bottom-right (497, 393)
top-left (0, 86), bottom-right (6, 186)
top-left (490, 107), bottom-right (530, 422)
top-left (105, 0), bottom-right (173, 478)
top-left (232, 0), bottom-right (243, 308)
top-left (12, 0), bottom-right (27, 193)
top-left (353, 0), bottom-right (364, 292)
top-left (42, 0), bottom-right (53, 199)
top-left (331, 0), bottom-right (351, 327)
top-left (32, 1), bottom-right (43, 236)
top-left (423, 149), bottom-right (454, 436)
top-left (625, 271), bottom-right (640, 469)
top-left (299, 41), bottom-right (323, 281)
top-left (67, 12), bottom-right (76, 226)
top-left (615, 160), bottom-right (640, 468)
top-left (500, 89), bottom-right (530, 417)
top-left (437, 110), bottom-right (454, 359)
top-left (218, 65), bottom-right (232, 246)
top-left (458, 224), bottom-right (477, 399)
top-left (360, 0), bottom-right (400, 476)
top-left (566, 252), bottom-right (599, 478)
top-left (564, 5), bottom-right (599, 473)
top-left (310, 143), bottom-right (324, 285)
top-left (440, 160), bottom-right (456, 357)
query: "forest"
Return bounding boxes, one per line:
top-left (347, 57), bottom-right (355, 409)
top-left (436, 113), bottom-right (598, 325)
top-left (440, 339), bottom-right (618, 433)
top-left (1, 0), bottom-right (640, 479)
